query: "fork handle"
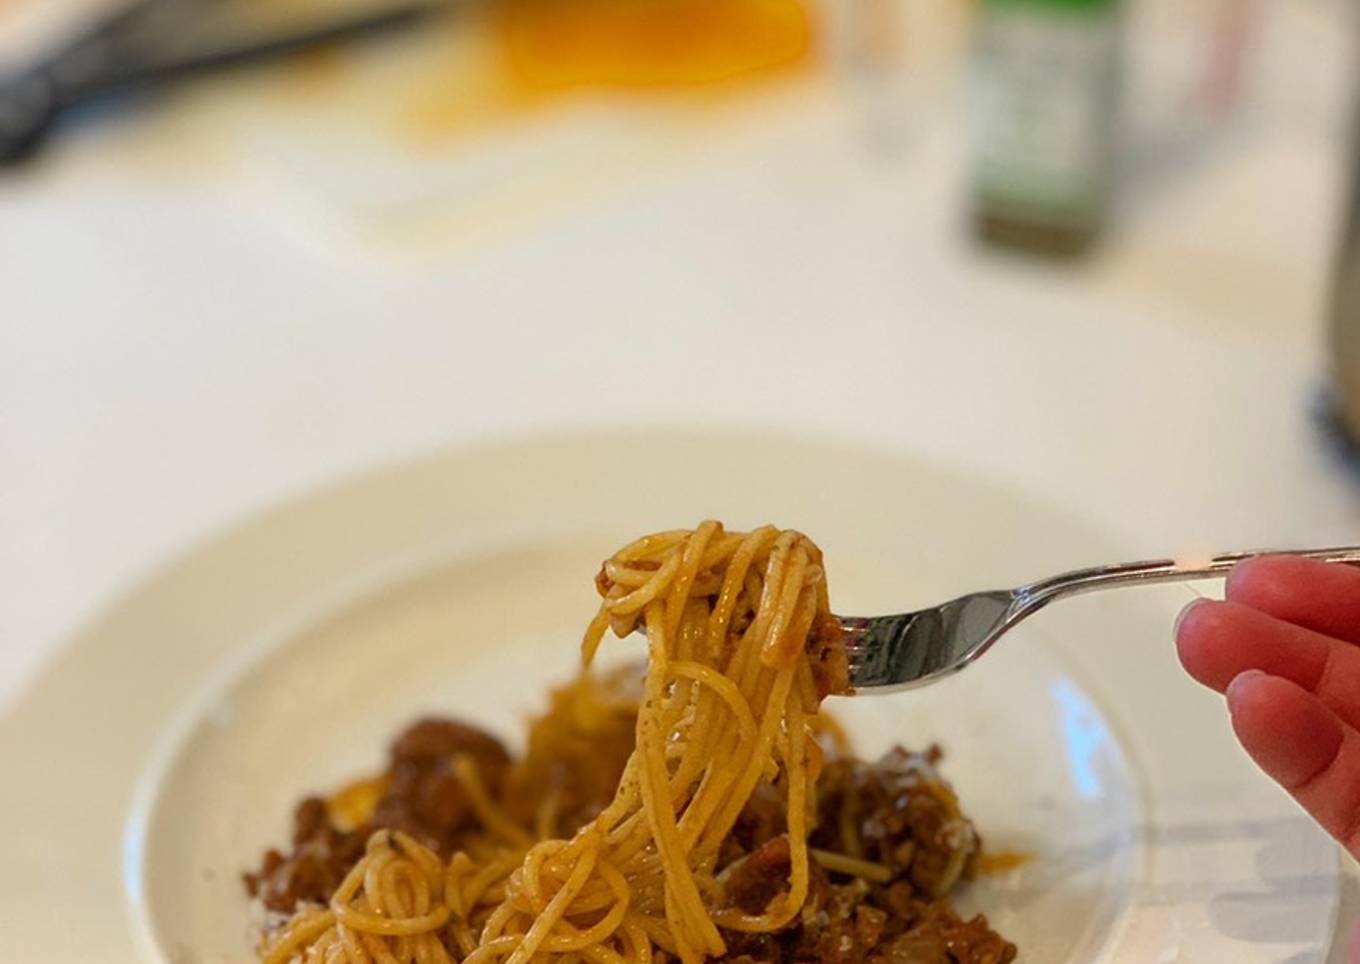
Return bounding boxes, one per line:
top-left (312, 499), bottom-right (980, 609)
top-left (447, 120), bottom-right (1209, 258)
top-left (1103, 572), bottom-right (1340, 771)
top-left (1015, 546), bottom-right (1360, 611)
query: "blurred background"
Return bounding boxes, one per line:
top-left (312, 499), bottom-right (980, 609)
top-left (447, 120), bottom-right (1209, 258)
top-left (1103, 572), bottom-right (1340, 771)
top-left (2, 0), bottom-right (1359, 707)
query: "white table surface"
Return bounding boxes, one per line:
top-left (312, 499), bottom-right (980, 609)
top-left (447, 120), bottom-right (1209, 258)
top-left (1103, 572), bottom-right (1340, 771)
top-left (2, 0), bottom-right (1358, 714)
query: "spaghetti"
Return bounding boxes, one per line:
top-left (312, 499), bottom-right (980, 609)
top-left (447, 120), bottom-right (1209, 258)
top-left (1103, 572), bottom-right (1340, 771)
top-left (254, 522), bottom-right (1015, 964)
top-left (262, 523), bottom-right (839, 964)
top-left (261, 830), bottom-right (453, 964)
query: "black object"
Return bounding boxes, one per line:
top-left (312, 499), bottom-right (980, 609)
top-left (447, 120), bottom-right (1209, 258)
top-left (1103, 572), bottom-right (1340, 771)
top-left (0, 0), bottom-right (441, 165)
top-left (1314, 386), bottom-right (1360, 484)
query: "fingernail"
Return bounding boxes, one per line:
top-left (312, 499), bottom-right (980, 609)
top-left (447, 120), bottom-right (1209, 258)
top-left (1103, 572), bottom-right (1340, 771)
top-left (1227, 669), bottom-right (1267, 701)
top-left (1173, 598), bottom-right (1207, 638)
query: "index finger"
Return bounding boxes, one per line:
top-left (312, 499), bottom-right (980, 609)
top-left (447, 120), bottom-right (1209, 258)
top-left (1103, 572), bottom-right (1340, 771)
top-left (1227, 556), bottom-right (1360, 646)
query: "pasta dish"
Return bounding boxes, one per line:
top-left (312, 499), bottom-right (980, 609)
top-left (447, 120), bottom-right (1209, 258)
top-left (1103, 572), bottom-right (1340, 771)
top-left (245, 523), bottom-right (1017, 963)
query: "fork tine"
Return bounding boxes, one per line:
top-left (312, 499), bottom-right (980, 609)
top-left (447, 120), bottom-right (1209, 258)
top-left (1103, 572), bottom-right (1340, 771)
top-left (840, 591), bottom-right (1017, 695)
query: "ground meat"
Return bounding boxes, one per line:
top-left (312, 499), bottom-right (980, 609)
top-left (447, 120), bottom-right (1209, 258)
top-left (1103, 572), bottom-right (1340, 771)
top-left (876, 883), bottom-right (1017, 964)
top-left (790, 877), bottom-right (886, 964)
top-left (243, 717), bottom-right (510, 914)
top-left (373, 717), bottom-right (513, 850)
top-left (808, 612), bottom-right (851, 698)
top-left (716, 873), bottom-right (1014, 964)
top-left (711, 746), bottom-right (1013, 964)
top-left (246, 709), bottom-right (1016, 964)
top-left (242, 796), bottom-right (366, 913)
top-left (722, 781), bottom-right (787, 862)
top-left (725, 835), bottom-right (793, 915)
top-left (881, 930), bottom-right (951, 964)
top-left (390, 718), bottom-right (513, 773)
top-left (812, 747), bottom-right (980, 898)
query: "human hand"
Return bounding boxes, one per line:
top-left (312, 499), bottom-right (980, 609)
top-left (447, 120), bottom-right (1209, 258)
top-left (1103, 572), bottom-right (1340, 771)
top-left (1175, 555), bottom-right (1360, 861)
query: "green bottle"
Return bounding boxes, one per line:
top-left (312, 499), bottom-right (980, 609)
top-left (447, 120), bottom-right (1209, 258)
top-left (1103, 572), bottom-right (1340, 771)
top-left (968, 0), bottom-right (1122, 255)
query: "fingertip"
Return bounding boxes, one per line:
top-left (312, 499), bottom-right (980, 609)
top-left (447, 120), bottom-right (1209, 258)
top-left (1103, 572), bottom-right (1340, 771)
top-left (1225, 668), bottom-right (1266, 701)
top-left (1174, 599), bottom-right (1233, 689)
top-left (1226, 672), bottom-right (1345, 790)
top-left (1173, 597), bottom-right (1209, 641)
top-left (1225, 553), bottom-right (1351, 607)
top-left (1226, 553), bottom-right (1360, 645)
top-left (1225, 555), bottom-right (1290, 603)
top-left (1225, 669), bottom-right (1289, 721)
top-left (1224, 668), bottom-right (1272, 724)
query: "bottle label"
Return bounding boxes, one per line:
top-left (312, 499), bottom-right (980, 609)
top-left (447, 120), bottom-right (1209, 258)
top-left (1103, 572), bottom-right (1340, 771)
top-left (970, 5), bottom-right (1117, 222)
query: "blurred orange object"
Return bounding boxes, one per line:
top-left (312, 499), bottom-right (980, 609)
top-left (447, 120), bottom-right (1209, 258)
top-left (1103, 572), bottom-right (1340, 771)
top-left (497, 0), bottom-right (813, 92)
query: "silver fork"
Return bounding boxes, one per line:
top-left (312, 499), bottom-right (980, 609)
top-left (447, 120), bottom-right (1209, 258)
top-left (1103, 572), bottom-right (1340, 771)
top-left (841, 546), bottom-right (1360, 694)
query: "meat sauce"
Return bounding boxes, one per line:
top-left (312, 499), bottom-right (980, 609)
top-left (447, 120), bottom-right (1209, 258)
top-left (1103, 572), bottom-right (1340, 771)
top-left (246, 700), bottom-right (1015, 964)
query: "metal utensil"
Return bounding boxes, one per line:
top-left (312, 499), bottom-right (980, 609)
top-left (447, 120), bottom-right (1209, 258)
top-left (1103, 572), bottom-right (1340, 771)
top-left (841, 546), bottom-right (1360, 694)
top-left (0, 0), bottom-right (444, 165)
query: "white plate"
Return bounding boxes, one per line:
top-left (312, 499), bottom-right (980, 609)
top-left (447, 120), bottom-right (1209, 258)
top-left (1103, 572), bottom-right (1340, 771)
top-left (0, 429), bottom-right (1340, 962)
